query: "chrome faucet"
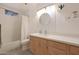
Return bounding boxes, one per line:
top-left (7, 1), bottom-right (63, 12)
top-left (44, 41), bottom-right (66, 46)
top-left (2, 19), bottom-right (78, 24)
top-left (44, 30), bottom-right (47, 34)
top-left (39, 29), bottom-right (47, 34)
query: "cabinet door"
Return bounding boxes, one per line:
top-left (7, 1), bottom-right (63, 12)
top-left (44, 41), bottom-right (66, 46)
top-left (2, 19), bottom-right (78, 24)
top-left (47, 40), bottom-right (67, 55)
top-left (40, 39), bottom-right (48, 55)
top-left (30, 36), bottom-right (40, 54)
top-left (48, 46), bottom-right (67, 55)
top-left (70, 45), bottom-right (79, 55)
top-left (30, 36), bottom-right (48, 55)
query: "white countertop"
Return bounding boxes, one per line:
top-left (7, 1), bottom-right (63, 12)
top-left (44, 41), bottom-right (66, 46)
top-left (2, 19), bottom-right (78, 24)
top-left (30, 33), bottom-right (79, 47)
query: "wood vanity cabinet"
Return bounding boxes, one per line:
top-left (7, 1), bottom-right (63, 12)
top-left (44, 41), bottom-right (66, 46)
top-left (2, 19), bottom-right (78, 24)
top-left (30, 36), bottom-right (79, 55)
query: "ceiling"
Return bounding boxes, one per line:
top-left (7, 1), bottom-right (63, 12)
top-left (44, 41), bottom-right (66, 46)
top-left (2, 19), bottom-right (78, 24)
top-left (0, 3), bottom-right (53, 16)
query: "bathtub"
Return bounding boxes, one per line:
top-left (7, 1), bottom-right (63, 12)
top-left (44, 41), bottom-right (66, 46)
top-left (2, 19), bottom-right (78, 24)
top-left (0, 39), bottom-right (29, 53)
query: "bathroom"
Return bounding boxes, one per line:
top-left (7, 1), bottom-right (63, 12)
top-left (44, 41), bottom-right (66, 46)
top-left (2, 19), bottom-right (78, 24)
top-left (0, 3), bottom-right (79, 55)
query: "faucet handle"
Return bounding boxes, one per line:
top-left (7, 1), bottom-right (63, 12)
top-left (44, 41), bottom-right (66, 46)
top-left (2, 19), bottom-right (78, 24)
top-left (44, 30), bottom-right (47, 34)
top-left (39, 30), bottom-right (42, 33)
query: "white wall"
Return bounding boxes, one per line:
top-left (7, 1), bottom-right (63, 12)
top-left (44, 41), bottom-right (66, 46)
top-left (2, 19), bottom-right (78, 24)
top-left (56, 4), bottom-right (79, 35)
top-left (29, 4), bottom-right (79, 36)
top-left (29, 14), bottom-right (40, 34)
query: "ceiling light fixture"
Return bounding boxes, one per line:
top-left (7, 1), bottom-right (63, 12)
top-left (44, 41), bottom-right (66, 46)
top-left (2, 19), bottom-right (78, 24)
top-left (58, 4), bottom-right (64, 10)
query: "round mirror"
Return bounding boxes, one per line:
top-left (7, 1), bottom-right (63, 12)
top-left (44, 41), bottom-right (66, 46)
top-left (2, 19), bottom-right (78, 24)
top-left (39, 13), bottom-right (51, 26)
